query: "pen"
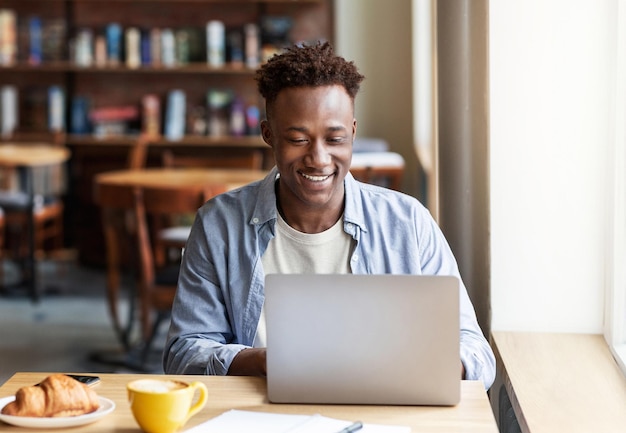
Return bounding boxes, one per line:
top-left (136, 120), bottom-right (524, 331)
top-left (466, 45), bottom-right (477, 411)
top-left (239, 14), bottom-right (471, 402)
top-left (336, 421), bottom-right (364, 433)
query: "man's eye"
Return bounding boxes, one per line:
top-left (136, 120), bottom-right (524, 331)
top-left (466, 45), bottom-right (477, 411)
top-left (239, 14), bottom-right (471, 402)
top-left (327, 137), bottom-right (346, 144)
top-left (289, 138), bottom-right (308, 144)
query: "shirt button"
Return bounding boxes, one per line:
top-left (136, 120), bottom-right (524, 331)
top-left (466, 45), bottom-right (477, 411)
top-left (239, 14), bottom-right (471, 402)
top-left (346, 223), bottom-right (354, 230)
top-left (352, 255), bottom-right (359, 262)
top-left (252, 217), bottom-right (259, 224)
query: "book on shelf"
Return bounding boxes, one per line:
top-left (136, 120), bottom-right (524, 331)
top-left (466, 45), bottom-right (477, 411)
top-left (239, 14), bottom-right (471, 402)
top-left (0, 85), bottom-right (18, 138)
top-left (228, 29), bottom-right (244, 68)
top-left (28, 16), bottom-right (42, 65)
top-left (125, 27), bottom-right (141, 69)
top-left (142, 94), bottom-right (161, 137)
top-left (160, 28), bottom-right (176, 67)
top-left (230, 97), bottom-right (246, 137)
top-left (246, 105), bottom-right (261, 136)
top-left (0, 9), bottom-right (17, 66)
top-left (42, 19), bottom-right (66, 62)
top-left (106, 23), bottom-right (122, 66)
top-left (150, 28), bottom-right (161, 66)
top-left (74, 28), bottom-right (94, 67)
top-left (140, 29), bottom-right (151, 66)
top-left (206, 20), bottom-right (225, 67)
top-left (70, 96), bottom-right (91, 135)
top-left (175, 29), bottom-right (189, 65)
top-left (164, 90), bottom-right (186, 141)
top-left (48, 85), bottom-right (65, 132)
top-left (244, 23), bottom-right (260, 69)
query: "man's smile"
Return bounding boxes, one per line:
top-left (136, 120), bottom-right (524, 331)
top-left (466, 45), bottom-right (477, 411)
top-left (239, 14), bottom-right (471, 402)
top-left (299, 172), bottom-right (334, 182)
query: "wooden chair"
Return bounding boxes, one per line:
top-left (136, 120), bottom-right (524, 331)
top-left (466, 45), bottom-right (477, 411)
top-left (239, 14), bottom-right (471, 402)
top-left (95, 134), bottom-right (152, 352)
top-left (155, 148), bottom-right (263, 267)
top-left (132, 184), bottom-right (212, 356)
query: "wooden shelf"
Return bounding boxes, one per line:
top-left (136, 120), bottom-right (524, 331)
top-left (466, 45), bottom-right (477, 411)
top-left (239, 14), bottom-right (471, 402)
top-left (65, 134), bottom-right (266, 148)
top-left (17, 0), bottom-right (327, 3)
top-left (1, 62), bottom-right (258, 74)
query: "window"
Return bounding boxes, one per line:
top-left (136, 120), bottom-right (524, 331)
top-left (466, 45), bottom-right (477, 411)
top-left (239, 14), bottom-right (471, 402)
top-left (605, 1), bottom-right (626, 375)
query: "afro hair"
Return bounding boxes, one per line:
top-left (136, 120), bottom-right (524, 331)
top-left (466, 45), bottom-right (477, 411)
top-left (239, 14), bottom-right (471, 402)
top-left (255, 42), bottom-right (365, 104)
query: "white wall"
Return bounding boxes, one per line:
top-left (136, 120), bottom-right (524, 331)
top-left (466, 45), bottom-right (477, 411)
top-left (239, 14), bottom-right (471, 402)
top-left (334, 0), bottom-right (419, 197)
top-left (490, 1), bottom-right (616, 332)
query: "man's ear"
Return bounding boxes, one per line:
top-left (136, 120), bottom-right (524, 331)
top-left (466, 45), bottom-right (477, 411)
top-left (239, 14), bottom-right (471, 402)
top-left (352, 118), bottom-right (357, 141)
top-left (260, 120), bottom-right (273, 147)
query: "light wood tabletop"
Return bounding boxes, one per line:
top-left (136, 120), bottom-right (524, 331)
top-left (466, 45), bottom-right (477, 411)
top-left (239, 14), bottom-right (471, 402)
top-left (0, 372), bottom-right (498, 433)
top-left (94, 168), bottom-right (268, 194)
top-left (0, 144), bottom-right (70, 167)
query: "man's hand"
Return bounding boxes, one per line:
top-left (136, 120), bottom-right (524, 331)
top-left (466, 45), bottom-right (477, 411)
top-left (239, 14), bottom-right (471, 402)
top-left (228, 348), bottom-right (267, 376)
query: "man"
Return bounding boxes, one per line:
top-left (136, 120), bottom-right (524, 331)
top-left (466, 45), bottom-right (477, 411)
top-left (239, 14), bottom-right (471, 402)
top-left (163, 42), bottom-right (495, 389)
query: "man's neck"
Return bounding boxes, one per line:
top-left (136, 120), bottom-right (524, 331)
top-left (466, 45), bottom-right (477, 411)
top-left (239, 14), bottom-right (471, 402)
top-left (276, 182), bottom-right (344, 234)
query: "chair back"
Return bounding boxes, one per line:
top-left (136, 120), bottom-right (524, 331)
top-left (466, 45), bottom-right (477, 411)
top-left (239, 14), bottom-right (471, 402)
top-left (132, 184), bottom-right (211, 342)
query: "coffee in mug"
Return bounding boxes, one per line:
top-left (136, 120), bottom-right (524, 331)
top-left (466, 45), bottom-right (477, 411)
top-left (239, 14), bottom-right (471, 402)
top-left (127, 379), bottom-right (208, 433)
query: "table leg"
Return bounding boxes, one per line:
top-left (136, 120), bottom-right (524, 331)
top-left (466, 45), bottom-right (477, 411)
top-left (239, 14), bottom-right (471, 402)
top-left (26, 167), bottom-right (38, 302)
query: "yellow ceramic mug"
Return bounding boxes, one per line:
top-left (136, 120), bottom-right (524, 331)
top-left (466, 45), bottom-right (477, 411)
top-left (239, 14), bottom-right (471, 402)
top-left (127, 379), bottom-right (208, 433)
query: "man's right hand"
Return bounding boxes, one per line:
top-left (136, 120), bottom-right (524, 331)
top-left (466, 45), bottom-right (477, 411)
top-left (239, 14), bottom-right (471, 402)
top-left (227, 348), bottom-right (267, 377)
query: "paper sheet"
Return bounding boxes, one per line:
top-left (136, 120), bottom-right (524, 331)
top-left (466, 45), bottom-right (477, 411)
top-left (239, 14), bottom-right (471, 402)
top-left (185, 409), bottom-right (411, 433)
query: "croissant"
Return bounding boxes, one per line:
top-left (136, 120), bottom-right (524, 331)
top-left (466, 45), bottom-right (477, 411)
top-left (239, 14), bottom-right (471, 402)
top-left (1, 374), bottom-right (100, 417)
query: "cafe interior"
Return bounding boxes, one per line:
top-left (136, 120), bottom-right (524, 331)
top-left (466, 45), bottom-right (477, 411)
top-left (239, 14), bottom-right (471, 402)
top-left (0, 1), bottom-right (625, 433)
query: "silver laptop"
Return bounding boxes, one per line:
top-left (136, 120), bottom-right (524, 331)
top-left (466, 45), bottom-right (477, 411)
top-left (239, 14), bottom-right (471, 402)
top-left (265, 274), bottom-right (460, 406)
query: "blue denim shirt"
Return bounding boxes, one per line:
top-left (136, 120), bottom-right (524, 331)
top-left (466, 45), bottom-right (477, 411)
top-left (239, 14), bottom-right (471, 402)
top-left (163, 168), bottom-right (496, 389)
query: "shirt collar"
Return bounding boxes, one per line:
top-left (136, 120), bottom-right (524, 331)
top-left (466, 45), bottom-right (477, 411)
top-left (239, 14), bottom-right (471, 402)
top-left (251, 167), bottom-right (367, 234)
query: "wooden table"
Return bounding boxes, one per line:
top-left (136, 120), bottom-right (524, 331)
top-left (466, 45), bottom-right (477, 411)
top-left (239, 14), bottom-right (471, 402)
top-left (491, 332), bottom-right (626, 433)
top-left (93, 168), bottom-right (268, 358)
top-left (0, 144), bottom-right (71, 301)
top-left (0, 372), bottom-right (498, 432)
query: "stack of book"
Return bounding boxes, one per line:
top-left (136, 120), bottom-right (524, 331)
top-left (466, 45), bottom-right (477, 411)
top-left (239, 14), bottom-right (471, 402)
top-left (89, 105), bottom-right (139, 138)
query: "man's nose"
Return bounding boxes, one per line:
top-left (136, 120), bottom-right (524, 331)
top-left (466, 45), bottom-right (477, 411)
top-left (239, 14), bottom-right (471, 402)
top-left (305, 140), bottom-right (331, 166)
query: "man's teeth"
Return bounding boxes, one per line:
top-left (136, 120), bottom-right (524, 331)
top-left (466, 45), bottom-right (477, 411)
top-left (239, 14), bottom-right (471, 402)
top-left (301, 173), bottom-right (330, 182)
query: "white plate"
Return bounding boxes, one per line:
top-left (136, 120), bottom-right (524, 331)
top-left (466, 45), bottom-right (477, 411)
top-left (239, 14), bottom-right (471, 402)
top-left (0, 396), bottom-right (115, 428)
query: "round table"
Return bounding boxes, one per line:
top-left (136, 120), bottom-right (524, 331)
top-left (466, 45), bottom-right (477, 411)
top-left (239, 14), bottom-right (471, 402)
top-left (93, 167), bottom-right (268, 354)
top-left (0, 144), bottom-right (71, 301)
top-left (95, 167), bottom-right (268, 199)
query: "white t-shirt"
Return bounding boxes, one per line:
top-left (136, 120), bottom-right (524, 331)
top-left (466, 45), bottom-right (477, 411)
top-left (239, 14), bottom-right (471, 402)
top-left (254, 211), bottom-right (355, 347)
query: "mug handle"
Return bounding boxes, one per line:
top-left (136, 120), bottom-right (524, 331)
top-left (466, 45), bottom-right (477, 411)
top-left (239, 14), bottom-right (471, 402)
top-left (184, 381), bottom-right (208, 423)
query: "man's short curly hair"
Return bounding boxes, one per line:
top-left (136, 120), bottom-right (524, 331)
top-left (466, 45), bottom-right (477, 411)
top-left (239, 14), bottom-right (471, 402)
top-left (255, 42), bottom-right (365, 104)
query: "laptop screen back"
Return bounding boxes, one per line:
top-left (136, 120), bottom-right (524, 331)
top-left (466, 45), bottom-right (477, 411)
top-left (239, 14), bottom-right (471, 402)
top-left (265, 274), bottom-right (460, 406)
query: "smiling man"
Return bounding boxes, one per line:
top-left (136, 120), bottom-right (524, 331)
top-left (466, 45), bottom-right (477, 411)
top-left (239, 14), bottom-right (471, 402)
top-left (163, 42), bottom-right (495, 389)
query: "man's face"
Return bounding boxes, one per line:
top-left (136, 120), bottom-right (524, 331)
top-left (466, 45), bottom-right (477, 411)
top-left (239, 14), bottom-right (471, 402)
top-left (261, 85), bottom-right (356, 213)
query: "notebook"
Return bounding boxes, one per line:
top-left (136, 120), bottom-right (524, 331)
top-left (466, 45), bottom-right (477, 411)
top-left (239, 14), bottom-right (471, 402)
top-left (264, 274), bottom-right (461, 406)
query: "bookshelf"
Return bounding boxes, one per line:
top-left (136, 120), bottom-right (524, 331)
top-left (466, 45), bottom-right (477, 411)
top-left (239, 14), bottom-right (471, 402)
top-left (0, 0), bottom-right (334, 265)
